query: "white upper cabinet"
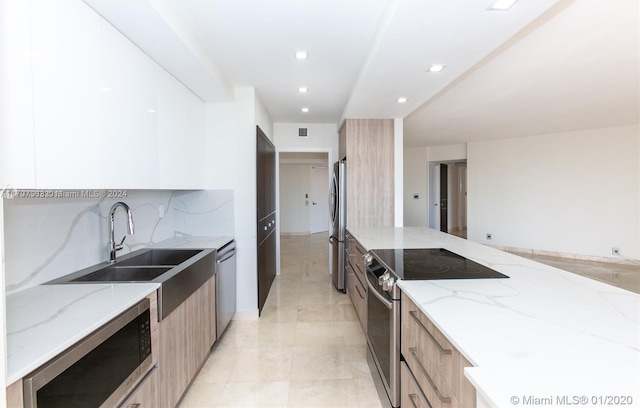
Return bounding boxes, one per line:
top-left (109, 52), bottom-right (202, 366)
top-left (0, 0), bottom-right (36, 189)
top-left (98, 18), bottom-right (161, 188)
top-left (157, 78), bottom-right (205, 189)
top-left (5, 0), bottom-right (205, 190)
top-left (31, 0), bottom-right (104, 189)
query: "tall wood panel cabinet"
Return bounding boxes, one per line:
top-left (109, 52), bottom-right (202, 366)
top-left (338, 119), bottom-right (395, 228)
top-left (256, 126), bottom-right (277, 315)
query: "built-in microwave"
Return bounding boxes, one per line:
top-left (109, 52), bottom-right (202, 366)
top-left (22, 298), bottom-right (152, 408)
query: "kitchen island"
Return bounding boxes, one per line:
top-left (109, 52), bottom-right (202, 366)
top-left (348, 227), bottom-right (639, 408)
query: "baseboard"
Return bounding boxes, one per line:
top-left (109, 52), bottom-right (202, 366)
top-left (281, 231), bottom-right (310, 236)
top-left (493, 245), bottom-right (640, 266)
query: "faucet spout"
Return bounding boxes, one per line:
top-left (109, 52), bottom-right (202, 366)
top-left (109, 202), bottom-right (135, 263)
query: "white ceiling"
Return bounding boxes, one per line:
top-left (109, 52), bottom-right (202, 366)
top-left (85, 0), bottom-right (639, 147)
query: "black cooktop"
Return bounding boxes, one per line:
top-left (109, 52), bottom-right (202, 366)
top-left (369, 248), bottom-right (509, 280)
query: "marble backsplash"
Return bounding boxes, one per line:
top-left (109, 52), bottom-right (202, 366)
top-left (3, 189), bottom-right (234, 294)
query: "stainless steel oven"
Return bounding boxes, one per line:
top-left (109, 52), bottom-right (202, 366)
top-left (23, 298), bottom-right (152, 408)
top-left (366, 254), bottom-right (401, 408)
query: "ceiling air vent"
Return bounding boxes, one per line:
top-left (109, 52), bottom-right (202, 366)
top-left (298, 128), bottom-right (308, 138)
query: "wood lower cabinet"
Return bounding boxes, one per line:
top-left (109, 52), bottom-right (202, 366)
top-left (401, 291), bottom-right (476, 408)
top-left (119, 367), bottom-right (158, 408)
top-left (345, 231), bottom-right (367, 331)
top-left (159, 276), bottom-right (216, 408)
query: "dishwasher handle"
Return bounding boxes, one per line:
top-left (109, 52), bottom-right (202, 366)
top-left (217, 248), bottom-right (237, 264)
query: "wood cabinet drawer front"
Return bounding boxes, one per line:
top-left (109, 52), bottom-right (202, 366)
top-left (353, 270), bottom-right (367, 331)
top-left (402, 294), bottom-right (455, 382)
top-left (346, 233), bottom-right (367, 283)
top-left (347, 265), bottom-right (357, 310)
top-left (401, 362), bottom-right (432, 408)
top-left (403, 331), bottom-right (456, 408)
top-left (401, 292), bottom-right (476, 408)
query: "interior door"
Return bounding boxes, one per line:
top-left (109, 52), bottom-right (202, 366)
top-left (309, 166), bottom-right (329, 234)
top-left (439, 163), bottom-right (448, 232)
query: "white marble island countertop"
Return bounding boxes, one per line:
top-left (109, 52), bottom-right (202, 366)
top-left (6, 283), bottom-right (159, 385)
top-left (347, 227), bottom-right (640, 408)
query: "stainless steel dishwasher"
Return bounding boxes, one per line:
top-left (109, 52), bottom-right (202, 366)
top-left (216, 240), bottom-right (237, 339)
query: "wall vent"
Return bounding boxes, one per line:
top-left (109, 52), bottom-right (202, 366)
top-left (298, 128), bottom-right (308, 138)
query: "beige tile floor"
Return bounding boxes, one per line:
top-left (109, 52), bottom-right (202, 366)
top-left (179, 232), bottom-right (385, 408)
top-left (515, 253), bottom-right (640, 294)
top-left (449, 228), bottom-right (638, 294)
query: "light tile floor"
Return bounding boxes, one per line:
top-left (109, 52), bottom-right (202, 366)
top-left (179, 233), bottom-right (385, 408)
top-left (515, 253), bottom-right (640, 294)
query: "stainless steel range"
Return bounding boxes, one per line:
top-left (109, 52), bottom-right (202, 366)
top-left (365, 248), bottom-right (509, 408)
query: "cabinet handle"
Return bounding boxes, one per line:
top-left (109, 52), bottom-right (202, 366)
top-left (129, 404), bottom-right (141, 408)
top-left (409, 347), bottom-right (451, 404)
top-left (355, 283), bottom-right (365, 300)
top-left (409, 311), bottom-right (452, 355)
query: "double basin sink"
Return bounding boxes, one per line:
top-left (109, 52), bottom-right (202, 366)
top-left (48, 247), bottom-right (217, 320)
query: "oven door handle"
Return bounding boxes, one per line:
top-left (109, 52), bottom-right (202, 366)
top-left (366, 278), bottom-right (394, 310)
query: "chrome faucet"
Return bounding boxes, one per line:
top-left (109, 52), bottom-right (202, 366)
top-left (109, 202), bottom-right (135, 263)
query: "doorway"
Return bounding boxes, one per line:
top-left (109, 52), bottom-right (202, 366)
top-left (428, 161), bottom-right (467, 238)
top-left (278, 152), bottom-right (330, 235)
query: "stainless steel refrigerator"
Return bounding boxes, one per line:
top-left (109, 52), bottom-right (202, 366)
top-left (329, 160), bottom-right (347, 292)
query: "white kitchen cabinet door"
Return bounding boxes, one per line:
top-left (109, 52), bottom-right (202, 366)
top-left (0, 0), bottom-right (36, 189)
top-left (99, 19), bottom-right (160, 188)
top-left (157, 78), bottom-right (205, 189)
top-left (27, 0), bottom-right (205, 190)
top-left (31, 0), bottom-right (104, 189)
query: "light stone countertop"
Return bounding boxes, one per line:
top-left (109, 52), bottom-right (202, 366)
top-left (150, 235), bottom-right (234, 250)
top-left (347, 227), bottom-right (640, 408)
top-left (5, 283), bottom-right (159, 385)
top-left (5, 235), bottom-right (234, 386)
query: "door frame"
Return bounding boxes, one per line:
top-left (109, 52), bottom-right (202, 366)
top-left (276, 147), bottom-right (334, 275)
top-left (428, 160), bottom-right (467, 235)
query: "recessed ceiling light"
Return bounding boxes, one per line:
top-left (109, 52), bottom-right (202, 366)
top-left (295, 51), bottom-right (308, 60)
top-left (301, 107), bottom-right (309, 113)
top-left (146, 109), bottom-right (156, 113)
top-left (101, 86), bottom-right (111, 92)
top-left (397, 97), bottom-right (408, 103)
top-left (488, 0), bottom-right (518, 10)
top-left (428, 64), bottom-right (446, 73)
top-left (298, 87), bottom-right (308, 93)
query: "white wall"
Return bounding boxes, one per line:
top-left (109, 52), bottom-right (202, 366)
top-left (205, 87), bottom-right (273, 318)
top-left (394, 118), bottom-right (404, 227)
top-left (403, 147), bottom-right (428, 226)
top-left (0, 198), bottom-right (6, 398)
top-left (468, 124), bottom-right (639, 260)
top-left (403, 144), bottom-right (467, 227)
top-left (274, 123), bottom-right (338, 160)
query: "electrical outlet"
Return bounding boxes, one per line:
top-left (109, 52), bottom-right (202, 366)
top-left (158, 204), bottom-right (165, 218)
top-left (486, 233), bottom-right (492, 240)
top-left (612, 247), bottom-right (620, 256)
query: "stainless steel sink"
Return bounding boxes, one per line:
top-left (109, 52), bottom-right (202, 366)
top-left (71, 266), bottom-right (172, 282)
top-left (116, 249), bottom-right (203, 267)
top-left (47, 247), bottom-right (217, 320)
